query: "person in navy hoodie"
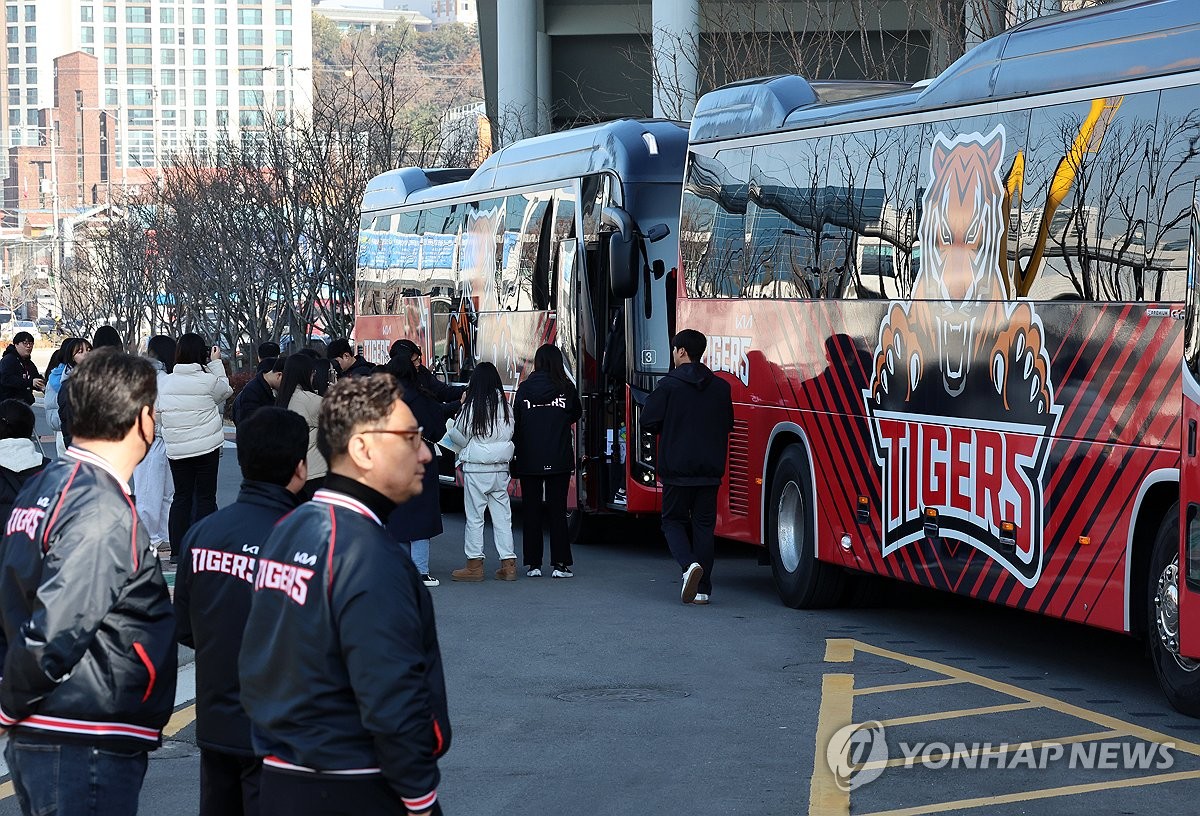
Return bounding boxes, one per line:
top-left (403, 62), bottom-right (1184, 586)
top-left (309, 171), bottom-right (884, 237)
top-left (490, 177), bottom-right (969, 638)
top-left (512, 344), bottom-right (582, 578)
top-left (175, 407), bottom-right (308, 816)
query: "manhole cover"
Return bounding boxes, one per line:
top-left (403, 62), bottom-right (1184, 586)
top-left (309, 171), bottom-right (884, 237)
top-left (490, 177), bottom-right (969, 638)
top-left (555, 687), bottom-right (690, 703)
top-left (151, 740), bottom-right (200, 759)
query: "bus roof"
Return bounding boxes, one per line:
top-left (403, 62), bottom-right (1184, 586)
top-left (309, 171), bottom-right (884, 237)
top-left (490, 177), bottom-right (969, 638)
top-left (690, 0), bottom-right (1200, 143)
top-left (362, 118), bottom-right (689, 213)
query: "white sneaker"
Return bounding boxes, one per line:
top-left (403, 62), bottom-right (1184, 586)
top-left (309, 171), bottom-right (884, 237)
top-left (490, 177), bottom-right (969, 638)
top-left (551, 565), bottom-right (573, 578)
top-left (681, 563), bottom-right (703, 604)
top-left (421, 574), bottom-right (440, 588)
top-left (692, 593), bottom-right (710, 605)
top-left (527, 567), bottom-right (542, 577)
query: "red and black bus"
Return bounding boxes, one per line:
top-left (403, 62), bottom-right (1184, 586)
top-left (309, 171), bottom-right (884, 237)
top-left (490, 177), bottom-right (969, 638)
top-left (677, 0), bottom-right (1200, 712)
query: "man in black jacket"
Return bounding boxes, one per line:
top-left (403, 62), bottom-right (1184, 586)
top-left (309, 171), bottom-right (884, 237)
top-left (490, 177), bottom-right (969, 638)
top-left (328, 338), bottom-right (376, 378)
top-left (390, 339), bottom-right (465, 403)
top-left (0, 350), bottom-right (177, 816)
top-left (0, 332), bottom-right (44, 404)
top-left (641, 329), bottom-right (734, 605)
top-left (240, 375), bottom-right (449, 816)
top-left (232, 357), bottom-right (283, 424)
top-left (175, 407), bottom-right (308, 816)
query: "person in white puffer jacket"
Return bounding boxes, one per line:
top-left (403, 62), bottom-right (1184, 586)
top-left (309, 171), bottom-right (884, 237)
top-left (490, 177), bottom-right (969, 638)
top-left (446, 361), bottom-right (517, 582)
top-left (157, 332), bottom-right (233, 561)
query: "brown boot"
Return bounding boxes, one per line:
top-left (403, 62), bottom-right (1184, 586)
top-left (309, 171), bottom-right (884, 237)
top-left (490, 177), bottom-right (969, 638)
top-left (451, 558), bottom-right (484, 582)
top-left (495, 558), bottom-right (517, 581)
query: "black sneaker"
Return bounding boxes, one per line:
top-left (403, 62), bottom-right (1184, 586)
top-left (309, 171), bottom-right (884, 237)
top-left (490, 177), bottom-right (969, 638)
top-left (551, 564), bottom-right (573, 579)
top-left (526, 566), bottom-right (542, 577)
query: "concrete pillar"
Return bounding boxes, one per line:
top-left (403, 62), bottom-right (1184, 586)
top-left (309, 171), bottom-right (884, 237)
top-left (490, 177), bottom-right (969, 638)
top-left (537, 31), bottom-right (552, 134)
top-left (496, 0), bottom-right (538, 142)
top-left (652, 0), bottom-right (701, 121)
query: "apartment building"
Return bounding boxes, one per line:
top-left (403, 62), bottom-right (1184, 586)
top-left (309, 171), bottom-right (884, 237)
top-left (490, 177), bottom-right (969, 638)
top-left (2, 0), bottom-right (314, 171)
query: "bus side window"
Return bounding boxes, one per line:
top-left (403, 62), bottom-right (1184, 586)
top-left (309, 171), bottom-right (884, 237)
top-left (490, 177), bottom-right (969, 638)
top-left (1150, 86), bottom-right (1200, 305)
top-left (1020, 93), bottom-right (1157, 302)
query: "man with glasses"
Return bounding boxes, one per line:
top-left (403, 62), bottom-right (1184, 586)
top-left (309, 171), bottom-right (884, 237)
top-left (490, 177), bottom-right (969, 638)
top-left (240, 375), bottom-right (450, 816)
top-left (0, 332), bottom-right (45, 404)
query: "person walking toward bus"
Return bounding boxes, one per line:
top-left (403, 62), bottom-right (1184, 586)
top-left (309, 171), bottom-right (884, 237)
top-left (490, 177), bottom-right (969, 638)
top-left (641, 329), bottom-right (733, 605)
top-left (385, 354), bottom-right (460, 587)
top-left (239, 375), bottom-right (449, 816)
top-left (134, 335), bottom-right (176, 558)
top-left (175, 407), bottom-right (308, 816)
top-left (513, 344), bottom-right (582, 578)
top-left (0, 351), bottom-right (177, 816)
top-left (447, 362), bottom-right (517, 582)
top-left (158, 333), bottom-right (233, 563)
top-left (276, 354), bottom-right (328, 500)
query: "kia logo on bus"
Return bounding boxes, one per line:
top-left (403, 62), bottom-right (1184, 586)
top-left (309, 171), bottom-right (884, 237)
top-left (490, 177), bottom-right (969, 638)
top-left (862, 127), bottom-right (1061, 588)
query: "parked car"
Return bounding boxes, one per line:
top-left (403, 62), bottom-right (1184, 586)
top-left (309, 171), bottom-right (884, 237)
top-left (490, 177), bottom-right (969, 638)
top-left (35, 317), bottom-right (54, 335)
top-left (12, 320), bottom-right (39, 344)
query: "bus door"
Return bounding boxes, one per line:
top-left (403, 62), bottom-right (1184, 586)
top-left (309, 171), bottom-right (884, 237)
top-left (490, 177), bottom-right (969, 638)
top-left (575, 230), bottom-right (623, 514)
top-left (1180, 182), bottom-right (1200, 660)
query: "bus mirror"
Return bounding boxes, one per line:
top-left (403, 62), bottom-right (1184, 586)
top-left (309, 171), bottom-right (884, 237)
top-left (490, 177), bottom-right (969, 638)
top-left (609, 232), bottom-right (639, 299)
top-left (646, 223), bottom-right (671, 243)
top-left (601, 206), bottom-right (635, 241)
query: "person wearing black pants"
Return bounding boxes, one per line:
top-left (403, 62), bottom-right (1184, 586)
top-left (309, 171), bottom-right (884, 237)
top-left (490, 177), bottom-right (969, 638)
top-left (168, 448), bottom-right (221, 552)
top-left (519, 473), bottom-right (572, 570)
top-left (512, 344), bottom-right (582, 578)
top-left (640, 329), bottom-right (733, 605)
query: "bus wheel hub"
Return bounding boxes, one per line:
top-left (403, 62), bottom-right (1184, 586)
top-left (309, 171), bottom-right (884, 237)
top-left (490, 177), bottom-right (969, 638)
top-left (1156, 555), bottom-right (1200, 672)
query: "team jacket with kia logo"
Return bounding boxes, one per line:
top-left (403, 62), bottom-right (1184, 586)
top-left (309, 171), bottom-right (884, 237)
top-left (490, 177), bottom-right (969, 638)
top-left (239, 482), bottom-right (451, 814)
top-left (0, 447), bottom-right (178, 751)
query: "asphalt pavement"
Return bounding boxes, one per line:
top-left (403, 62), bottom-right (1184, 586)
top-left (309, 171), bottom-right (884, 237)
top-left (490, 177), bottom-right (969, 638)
top-left (3, 391), bottom-right (1200, 814)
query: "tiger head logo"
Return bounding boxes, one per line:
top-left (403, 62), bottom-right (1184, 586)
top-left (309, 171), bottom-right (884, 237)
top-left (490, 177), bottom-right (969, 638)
top-left (914, 130), bottom-right (1008, 397)
top-left (862, 126), bottom-right (1061, 589)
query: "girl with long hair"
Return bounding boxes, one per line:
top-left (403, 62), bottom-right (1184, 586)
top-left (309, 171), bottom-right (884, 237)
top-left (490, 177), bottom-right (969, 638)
top-left (157, 333), bottom-right (232, 562)
top-left (385, 354), bottom-right (460, 586)
top-left (276, 354), bottom-right (327, 499)
top-left (45, 337), bottom-right (90, 455)
top-left (446, 362), bottom-right (517, 581)
top-left (512, 344), bottom-right (583, 577)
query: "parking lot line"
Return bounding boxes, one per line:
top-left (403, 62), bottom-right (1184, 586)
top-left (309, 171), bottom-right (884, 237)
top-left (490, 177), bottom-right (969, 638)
top-left (854, 768), bottom-right (1200, 816)
top-left (813, 638), bottom-right (1200, 815)
top-left (856, 677), bottom-right (967, 696)
top-left (809, 672), bottom-right (854, 816)
top-left (865, 729), bottom-right (1126, 771)
top-left (879, 700), bottom-right (1039, 728)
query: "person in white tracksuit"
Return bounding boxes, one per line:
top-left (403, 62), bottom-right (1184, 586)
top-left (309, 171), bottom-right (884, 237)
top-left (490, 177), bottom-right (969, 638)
top-left (446, 362), bottom-right (516, 582)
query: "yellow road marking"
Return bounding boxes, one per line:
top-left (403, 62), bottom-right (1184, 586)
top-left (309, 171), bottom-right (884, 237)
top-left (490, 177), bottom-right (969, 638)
top-left (879, 701), bottom-right (1039, 728)
top-left (164, 703), bottom-right (196, 738)
top-left (850, 640), bottom-right (1200, 756)
top-left (0, 702), bottom-right (198, 802)
top-left (825, 638), bottom-right (855, 663)
top-left (855, 768), bottom-right (1200, 816)
top-left (808, 672), bottom-right (854, 816)
top-left (855, 677), bottom-right (967, 696)
top-left (862, 729), bottom-right (1126, 771)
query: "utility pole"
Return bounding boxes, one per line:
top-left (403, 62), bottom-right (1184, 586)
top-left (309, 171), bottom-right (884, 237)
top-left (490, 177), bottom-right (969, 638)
top-left (48, 118), bottom-right (61, 319)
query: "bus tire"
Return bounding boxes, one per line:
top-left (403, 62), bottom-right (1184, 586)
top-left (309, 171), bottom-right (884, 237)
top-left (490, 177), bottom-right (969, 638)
top-left (766, 445), bottom-right (844, 609)
top-left (1147, 502), bottom-right (1200, 716)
